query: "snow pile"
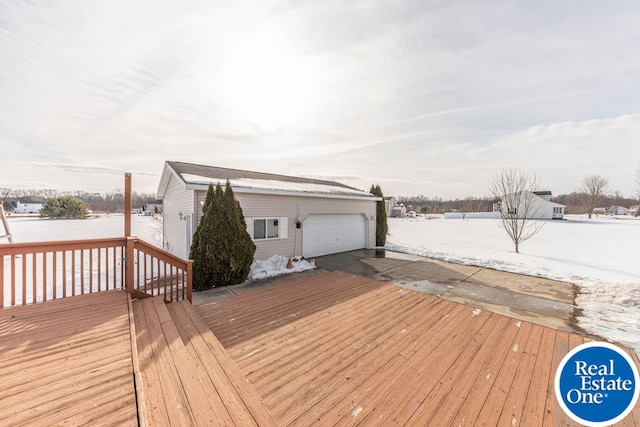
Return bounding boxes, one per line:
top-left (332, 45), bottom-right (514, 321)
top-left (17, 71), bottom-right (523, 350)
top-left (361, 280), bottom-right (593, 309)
top-left (248, 255), bottom-right (315, 280)
top-left (577, 282), bottom-right (640, 348)
top-left (385, 215), bottom-right (640, 355)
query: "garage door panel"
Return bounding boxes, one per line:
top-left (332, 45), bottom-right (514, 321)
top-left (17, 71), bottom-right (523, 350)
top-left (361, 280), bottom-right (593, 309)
top-left (303, 214), bottom-right (366, 258)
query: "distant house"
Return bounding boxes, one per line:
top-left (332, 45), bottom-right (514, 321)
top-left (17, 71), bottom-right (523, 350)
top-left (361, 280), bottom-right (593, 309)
top-left (494, 191), bottom-right (565, 220)
top-left (531, 191), bottom-right (565, 219)
top-left (629, 206), bottom-right (640, 217)
top-left (384, 196), bottom-right (397, 217)
top-left (391, 203), bottom-right (406, 218)
top-left (607, 206), bottom-right (629, 216)
top-left (15, 198), bottom-right (45, 214)
top-left (157, 161), bottom-right (380, 260)
top-left (143, 201), bottom-right (163, 216)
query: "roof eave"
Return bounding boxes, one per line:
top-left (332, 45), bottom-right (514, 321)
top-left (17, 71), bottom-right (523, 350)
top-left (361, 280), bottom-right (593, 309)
top-left (156, 162), bottom-right (187, 199)
top-left (185, 182), bottom-right (380, 201)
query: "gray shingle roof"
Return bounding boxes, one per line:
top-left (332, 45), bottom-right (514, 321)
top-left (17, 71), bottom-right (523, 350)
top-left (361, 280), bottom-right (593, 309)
top-left (165, 161), bottom-right (375, 198)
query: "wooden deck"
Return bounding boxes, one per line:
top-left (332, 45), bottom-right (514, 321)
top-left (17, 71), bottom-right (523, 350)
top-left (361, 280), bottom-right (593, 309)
top-left (197, 271), bottom-right (640, 426)
top-left (0, 290), bottom-right (274, 426)
top-left (0, 290), bottom-right (137, 425)
top-left (1, 271), bottom-right (638, 426)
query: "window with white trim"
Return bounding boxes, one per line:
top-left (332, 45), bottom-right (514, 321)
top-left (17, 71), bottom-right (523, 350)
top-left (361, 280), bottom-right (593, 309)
top-left (246, 217), bottom-right (288, 240)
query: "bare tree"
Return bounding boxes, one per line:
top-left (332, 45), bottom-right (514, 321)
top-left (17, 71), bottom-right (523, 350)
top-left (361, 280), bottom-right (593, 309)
top-left (488, 168), bottom-right (545, 253)
top-left (580, 175), bottom-right (609, 219)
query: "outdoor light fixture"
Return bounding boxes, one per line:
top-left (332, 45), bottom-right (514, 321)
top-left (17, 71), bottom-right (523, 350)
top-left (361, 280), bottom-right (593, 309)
top-left (178, 211), bottom-right (184, 220)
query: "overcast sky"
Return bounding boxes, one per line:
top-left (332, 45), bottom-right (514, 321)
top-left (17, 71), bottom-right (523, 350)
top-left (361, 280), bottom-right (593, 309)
top-left (1, 0), bottom-right (639, 199)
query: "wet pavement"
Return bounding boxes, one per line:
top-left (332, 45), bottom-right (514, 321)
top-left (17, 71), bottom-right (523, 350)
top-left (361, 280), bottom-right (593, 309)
top-left (193, 249), bottom-right (579, 333)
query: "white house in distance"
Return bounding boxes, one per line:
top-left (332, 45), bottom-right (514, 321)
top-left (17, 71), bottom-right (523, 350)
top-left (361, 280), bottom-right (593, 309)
top-left (492, 190), bottom-right (565, 220)
top-left (383, 196), bottom-right (397, 217)
top-left (15, 199), bottom-right (45, 214)
top-left (156, 161), bottom-right (381, 260)
top-left (531, 191), bottom-right (565, 219)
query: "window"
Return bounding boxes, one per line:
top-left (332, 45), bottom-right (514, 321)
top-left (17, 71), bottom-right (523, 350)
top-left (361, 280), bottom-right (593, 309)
top-left (553, 207), bottom-right (563, 214)
top-left (252, 218), bottom-right (280, 240)
top-left (507, 208), bottom-right (517, 215)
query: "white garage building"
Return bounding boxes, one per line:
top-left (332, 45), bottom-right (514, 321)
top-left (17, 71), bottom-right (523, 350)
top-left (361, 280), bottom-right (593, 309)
top-left (157, 161), bottom-right (380, 260)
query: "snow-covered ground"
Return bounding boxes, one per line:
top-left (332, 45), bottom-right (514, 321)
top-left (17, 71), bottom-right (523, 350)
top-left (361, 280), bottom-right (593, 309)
top-left (5, 214), bottom-right (163, 246)
top-left (385, 215), bottom-right (640, 355)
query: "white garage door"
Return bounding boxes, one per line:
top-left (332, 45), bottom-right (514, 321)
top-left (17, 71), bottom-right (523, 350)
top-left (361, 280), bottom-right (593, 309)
top-left (303, 214), bottom-right (367, 258)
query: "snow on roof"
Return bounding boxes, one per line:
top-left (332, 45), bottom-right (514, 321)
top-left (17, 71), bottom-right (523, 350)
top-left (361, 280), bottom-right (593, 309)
top-left (181, 173), bottom-right (376, 198)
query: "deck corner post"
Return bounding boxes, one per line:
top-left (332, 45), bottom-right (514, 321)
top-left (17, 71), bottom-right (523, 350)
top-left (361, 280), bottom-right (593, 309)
top-left (125, 237), bottom-right (135, 294)
top-left (124, 173), bottom-right (132, 237)
top-left (186, 260), bottom-right (193, 303)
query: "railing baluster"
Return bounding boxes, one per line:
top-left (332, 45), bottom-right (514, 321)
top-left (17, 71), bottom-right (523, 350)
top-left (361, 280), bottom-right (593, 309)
top-left (43, 252), bottom-right (48, 302)
top-left (21, 254), bottom-right (27, 305)
top-left (163, 261), bottom-right (168, 302)
top-left (72, 250), bottom-right (76, 297)
top-left (10, 255), bottom-right (16, 307)
top-left (137, 249), bottom-right (141, 293)
top-left (156, 257), bottom-right (160, 297)
top-left (32, 253), bottom-right (37, 304)
top-left (143, 252), bottom-right (148, 294)
top-left (111, 247), bottom-right (117, 289)
top-left (53, 251), bottom-right (58, 300)
top-left (80, 249), bottom-right (85, 295)
top-left (169, 265), bottom-right (174, 302)
top-left (89, 248), bottom-right (94, 293)
top-left (62, 250), bottom-right (67, 298)
top-left (97, 247), bottom-right (101, 292)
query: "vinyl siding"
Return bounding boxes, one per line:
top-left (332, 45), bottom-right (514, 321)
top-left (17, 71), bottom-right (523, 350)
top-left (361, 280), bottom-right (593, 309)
top-left (162, 174), bottom-right (195, 259)
top-left (195, 191), bottom-right (376, 260)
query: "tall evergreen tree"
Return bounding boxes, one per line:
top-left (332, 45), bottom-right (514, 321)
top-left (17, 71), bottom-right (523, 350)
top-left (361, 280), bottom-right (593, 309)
top-left (189, 181), bottom-right (256, 290)
top-left (370, 184), bottom-right (388, 246)
top-left (220, 180), bottom-right (255, 284)
top-left (189, 183), bottom-right (218, 290)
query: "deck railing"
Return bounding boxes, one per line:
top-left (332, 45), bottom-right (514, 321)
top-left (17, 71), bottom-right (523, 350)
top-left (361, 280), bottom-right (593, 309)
top-left (1, 237), bottom-right (192, 308)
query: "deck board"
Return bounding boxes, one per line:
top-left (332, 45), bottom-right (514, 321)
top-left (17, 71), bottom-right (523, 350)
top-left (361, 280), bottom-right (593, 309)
top-left (133, 296), bottom-right (195, 426)
top-left (0, 290), bottom-right (137, 426)
top-left (197, 271), bottom-right (640, 427)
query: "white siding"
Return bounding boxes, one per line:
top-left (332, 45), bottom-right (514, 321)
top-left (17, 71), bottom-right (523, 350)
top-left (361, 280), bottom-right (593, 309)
top-left (511, 193), bottom-right (564, 220)
top-left (15, 202), bottom-right (43, 214)
top-left (194, 191), bottom-right (376, 260)
top-left (162, 175), bottom-right (194, 259)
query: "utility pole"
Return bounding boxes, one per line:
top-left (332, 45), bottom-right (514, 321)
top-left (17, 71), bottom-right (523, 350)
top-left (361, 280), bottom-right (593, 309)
top-left (124, 173), bottom-right (131, 237)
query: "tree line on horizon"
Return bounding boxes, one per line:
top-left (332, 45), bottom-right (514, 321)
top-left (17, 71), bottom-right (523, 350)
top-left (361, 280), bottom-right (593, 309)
top-left (396, 182), bottom-right (639, 216)
top-left (0, 187), bottom-right (157, 213)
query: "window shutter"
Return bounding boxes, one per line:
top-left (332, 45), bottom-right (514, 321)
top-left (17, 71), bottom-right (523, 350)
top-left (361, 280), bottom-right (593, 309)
top-left (280, 217), bottom-right (288, 239)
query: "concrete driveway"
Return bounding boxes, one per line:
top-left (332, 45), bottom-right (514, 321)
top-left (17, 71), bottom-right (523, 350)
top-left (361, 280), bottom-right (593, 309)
top-left (193, 249), bottom-right (579, 333)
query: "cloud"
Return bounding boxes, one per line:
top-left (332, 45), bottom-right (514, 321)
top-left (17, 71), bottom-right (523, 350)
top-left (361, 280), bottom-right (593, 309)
top-left (1, 1), bottom-right (640, 199)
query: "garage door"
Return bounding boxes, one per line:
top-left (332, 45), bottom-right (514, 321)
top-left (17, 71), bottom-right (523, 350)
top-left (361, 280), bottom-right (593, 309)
top-left (303, 214), bottom-right (366, 258)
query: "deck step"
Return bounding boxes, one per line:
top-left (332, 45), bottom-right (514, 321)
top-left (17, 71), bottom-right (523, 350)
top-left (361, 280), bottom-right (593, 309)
top-left (167, 300), bottom-right (276, 427)
top-left (131, 296), bottom-right (276, 426)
